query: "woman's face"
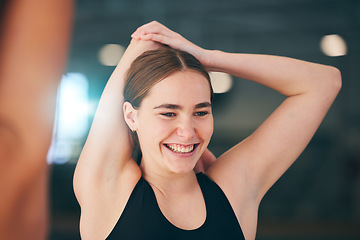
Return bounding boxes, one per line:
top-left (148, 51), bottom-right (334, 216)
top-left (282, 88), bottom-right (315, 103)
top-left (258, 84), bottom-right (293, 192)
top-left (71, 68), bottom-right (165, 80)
top-left (134, 70), bottom-right (213, 175)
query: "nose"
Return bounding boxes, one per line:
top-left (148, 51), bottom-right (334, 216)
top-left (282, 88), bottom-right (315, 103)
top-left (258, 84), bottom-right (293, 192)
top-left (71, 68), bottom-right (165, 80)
top-left (176, 117), bottom-right (195, 141)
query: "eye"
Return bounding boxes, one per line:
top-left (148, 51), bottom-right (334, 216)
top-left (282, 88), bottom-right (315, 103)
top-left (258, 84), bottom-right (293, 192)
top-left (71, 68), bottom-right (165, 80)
top-left (194, 111), bottom-right (209, 117)
top-left (161, 112), bottom-right (176, 117)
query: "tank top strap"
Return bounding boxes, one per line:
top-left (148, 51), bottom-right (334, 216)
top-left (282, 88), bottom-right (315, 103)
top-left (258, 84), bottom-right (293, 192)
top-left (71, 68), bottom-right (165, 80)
top-left (196, 172), bottom-right (245, 239)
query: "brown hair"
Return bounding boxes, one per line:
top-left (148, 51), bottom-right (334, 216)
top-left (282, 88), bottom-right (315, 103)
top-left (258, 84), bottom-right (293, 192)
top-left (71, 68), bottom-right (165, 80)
top-left (123, 47), bottom-right (213, 163)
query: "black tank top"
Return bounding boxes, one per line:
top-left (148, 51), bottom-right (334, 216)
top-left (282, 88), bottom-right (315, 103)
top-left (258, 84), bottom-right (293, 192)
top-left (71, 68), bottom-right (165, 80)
top-left (106, 172), bottom-right (245, 239)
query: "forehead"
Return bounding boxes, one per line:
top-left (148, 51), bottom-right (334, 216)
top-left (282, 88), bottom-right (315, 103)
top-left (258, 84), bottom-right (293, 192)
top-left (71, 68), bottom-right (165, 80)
top-left (144, 70), bottom-right (212, 106)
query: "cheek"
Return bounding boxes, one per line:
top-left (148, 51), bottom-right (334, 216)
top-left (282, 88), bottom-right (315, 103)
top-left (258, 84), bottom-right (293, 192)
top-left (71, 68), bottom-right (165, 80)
top-left (206, 123), bottom-right (214, 140)
top-left (138, 117), bottom-right (170, 144)
top-left (198, 118), bottom-right (214, 142)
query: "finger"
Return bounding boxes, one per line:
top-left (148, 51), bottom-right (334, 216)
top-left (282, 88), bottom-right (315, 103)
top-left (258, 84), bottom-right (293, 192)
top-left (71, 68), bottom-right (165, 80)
top-left (133, 21), bottom-right (175, 40)
top-left (140, 33), bottom-right (171, 46)
top-left (131, 32), bottom-right (141, 40)
top-left (143, 33), bottom-right (189, 53)
top-left (132, 22), bottom-right (158, 37)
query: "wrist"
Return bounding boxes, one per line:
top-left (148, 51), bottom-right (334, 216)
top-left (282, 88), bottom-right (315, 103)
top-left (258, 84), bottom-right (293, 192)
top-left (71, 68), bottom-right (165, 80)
top-left (201, 49), bottom-right (222, 72)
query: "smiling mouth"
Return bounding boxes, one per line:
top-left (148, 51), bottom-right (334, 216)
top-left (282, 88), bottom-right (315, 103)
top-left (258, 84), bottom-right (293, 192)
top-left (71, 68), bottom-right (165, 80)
top-left (164, 143), bottom-right (198, 153)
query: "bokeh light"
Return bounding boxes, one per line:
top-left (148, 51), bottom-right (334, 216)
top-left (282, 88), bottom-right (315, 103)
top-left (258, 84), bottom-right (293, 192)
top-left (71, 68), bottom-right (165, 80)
top-left (47, 73), bottom-right (94, 164)
top-left (320, 34), bottom-right (347, 57)
top-left (209, 72), bottom-right (233, 94)
top-left (98, 44), bottom-right (125, 66)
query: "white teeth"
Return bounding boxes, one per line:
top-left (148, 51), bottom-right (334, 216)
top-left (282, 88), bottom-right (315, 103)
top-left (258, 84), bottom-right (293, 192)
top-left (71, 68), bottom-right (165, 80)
top-left (166, 144), bottom-right (194, 153)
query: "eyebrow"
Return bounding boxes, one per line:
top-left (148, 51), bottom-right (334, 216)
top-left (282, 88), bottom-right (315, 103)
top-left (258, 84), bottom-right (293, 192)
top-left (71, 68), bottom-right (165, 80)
top-left (153, 102), bottom-right (211, 110)
top-left (195, 102), bottom-right (212, 109)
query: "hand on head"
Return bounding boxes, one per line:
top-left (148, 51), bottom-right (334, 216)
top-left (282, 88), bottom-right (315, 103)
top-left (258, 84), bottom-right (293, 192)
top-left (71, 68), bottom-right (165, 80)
top-left (131, 21), bottom-right (210, 69)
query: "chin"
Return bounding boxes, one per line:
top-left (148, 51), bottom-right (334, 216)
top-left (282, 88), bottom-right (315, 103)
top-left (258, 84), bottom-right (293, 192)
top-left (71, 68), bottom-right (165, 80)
top-left (161, 147), bottom-right (200, 173)
top-left (169, 166), bottom-right (196, 175)
top-left (164, 157), bottom-right (199, 174)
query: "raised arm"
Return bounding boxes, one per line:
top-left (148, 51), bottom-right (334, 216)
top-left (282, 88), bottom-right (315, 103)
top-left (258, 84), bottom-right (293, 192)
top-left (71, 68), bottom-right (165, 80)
top-left (73, 39), bottom-right (161, 206)
top-left (205, 50), bottom-right (341, 239)
top-left (205, 51), bottom-right (341, 197)
top-left (74, 39), bottom-right (164, 239)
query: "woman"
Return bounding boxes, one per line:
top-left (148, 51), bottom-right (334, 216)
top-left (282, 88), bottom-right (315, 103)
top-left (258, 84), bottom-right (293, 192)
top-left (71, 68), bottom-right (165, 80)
top-left (74, 21), bottom-right (341, 240)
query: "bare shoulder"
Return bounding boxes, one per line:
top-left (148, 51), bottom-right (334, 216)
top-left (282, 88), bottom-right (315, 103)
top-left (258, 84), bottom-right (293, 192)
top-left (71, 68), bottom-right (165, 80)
top-left (206, 141), bottom-right (254, 206)
top-left (205, 152), bottom-right (260, 240)
top-left (77, 160), bottom-right (141, 240)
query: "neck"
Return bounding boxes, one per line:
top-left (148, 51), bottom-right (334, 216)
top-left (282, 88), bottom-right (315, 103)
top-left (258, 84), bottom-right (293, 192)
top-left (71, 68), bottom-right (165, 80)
top-left (140, 158), bottom-right (198, 195)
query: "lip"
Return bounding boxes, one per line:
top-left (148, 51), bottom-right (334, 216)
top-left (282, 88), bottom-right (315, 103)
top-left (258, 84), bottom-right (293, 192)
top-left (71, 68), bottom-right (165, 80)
top-left (163, 143), bottom-right (200, 158)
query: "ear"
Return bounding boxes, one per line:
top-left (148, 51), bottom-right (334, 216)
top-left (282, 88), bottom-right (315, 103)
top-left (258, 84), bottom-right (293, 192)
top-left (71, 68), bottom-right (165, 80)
top-left (123, 102), bottom-right (138, 131)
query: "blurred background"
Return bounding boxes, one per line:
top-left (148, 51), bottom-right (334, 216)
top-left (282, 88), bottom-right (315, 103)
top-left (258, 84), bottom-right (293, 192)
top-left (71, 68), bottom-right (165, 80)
top-left (47, 0), bottom-right (360, 239)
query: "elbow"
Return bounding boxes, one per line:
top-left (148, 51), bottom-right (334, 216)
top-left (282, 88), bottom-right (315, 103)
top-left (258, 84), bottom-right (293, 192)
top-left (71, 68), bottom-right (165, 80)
top-left (315, 65), bottom-right (342, 98)
top-left (327, 66), bottom-right (342, 95)
top-left (73, 164), bottom-right (84, 206)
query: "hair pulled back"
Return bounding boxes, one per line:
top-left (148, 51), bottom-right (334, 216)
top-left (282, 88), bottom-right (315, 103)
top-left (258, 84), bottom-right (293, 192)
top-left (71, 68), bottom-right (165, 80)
top-left (123, 47), bottom-right (213, 163)
top-left (124, 47), bottom-right (213, 107)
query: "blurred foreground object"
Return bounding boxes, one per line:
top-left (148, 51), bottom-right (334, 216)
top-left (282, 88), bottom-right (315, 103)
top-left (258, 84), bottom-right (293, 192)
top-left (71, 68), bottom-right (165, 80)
top-left (0, 0), bottom-right (73, 239)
